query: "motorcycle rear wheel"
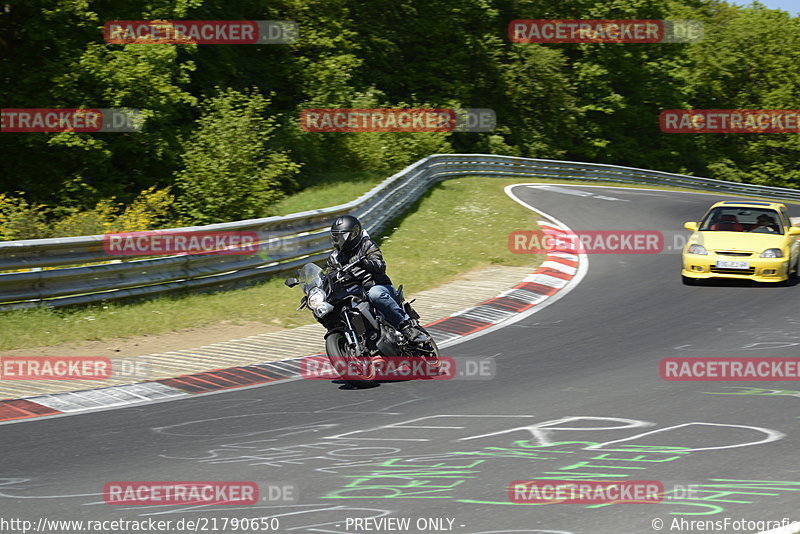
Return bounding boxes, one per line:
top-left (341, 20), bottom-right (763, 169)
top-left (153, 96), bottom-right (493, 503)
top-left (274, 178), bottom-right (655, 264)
top-left (326, 332), bottom-right (379, 388)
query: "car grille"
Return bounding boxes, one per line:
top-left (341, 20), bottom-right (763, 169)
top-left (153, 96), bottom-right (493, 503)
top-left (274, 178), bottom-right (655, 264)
top-left (715, 251), bottom-right (753, 257)
top-left (710, 267), bottom-right (756, 275)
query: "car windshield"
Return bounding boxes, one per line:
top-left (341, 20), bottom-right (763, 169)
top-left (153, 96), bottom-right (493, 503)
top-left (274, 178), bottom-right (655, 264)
top-left (297, 262), bottom-right (324, 294)
top-left (699, 207), bottom-right (784, 233)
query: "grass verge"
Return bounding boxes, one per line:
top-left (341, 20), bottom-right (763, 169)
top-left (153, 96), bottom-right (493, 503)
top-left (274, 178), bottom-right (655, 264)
top-left (272, 171), bottom-right (385, 215)
top-left (0, 176), bottom-right (540, 351)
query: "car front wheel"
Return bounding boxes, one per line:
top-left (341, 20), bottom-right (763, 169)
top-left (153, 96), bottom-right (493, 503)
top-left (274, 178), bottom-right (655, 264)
top-left (781, 263), bottom-right (799, 286)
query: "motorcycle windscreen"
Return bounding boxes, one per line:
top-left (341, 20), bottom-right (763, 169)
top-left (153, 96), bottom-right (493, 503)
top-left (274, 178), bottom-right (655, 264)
top-left (298, 263), bottom-right (324, 293)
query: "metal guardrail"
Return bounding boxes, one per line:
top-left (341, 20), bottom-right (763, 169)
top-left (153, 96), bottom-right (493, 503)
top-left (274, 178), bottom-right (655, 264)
top-left (1, 154), bottom-right (798, 310)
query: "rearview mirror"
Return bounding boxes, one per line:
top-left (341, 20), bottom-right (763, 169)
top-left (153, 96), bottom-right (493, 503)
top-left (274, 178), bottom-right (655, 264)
top-left (788, 227), bottom-right (800, 236)
top-left (285, 277), bottom-right (299, 288)
top-left (684, 221), bottom-right (698, 231)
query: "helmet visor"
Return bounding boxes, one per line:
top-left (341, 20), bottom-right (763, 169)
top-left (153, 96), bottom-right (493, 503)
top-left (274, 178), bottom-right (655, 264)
top-left (331, 229), bottom-right (352, 248)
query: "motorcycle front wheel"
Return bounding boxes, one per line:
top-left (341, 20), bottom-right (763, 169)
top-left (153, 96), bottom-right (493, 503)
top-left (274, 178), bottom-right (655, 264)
top-left (325, 332), bottom-right (378, 389)
top-left (414, 326), bottom-right (442, 370)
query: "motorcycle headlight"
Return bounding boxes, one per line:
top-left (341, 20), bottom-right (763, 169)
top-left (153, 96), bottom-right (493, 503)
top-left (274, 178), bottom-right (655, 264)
top-left (760, 248), bottom-right (783, 258)
top-left (313, 301), bottom-right (334, 318)
top-left (308, 288), bottom-right (326, 310)
top-left (687, 244), bottom-right (708, 255)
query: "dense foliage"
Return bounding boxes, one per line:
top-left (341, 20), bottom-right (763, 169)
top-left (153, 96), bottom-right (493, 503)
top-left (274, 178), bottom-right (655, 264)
top-left (1, 0), bottom-right (798, 238)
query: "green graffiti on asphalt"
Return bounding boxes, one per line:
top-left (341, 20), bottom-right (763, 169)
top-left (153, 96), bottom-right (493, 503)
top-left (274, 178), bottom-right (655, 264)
top-left (322, 442), bottom-right (800, 515)
top-left (324, 458), bottom-right (485, 499)
top-left (586, 479), bottom-right (800, 515)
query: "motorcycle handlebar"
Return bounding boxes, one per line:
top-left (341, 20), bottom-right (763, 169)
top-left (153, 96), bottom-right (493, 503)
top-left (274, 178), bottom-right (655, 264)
top-left (340, 255), bottom-right (363, 272)
top-left (333, 255), bottom-right (364, 281)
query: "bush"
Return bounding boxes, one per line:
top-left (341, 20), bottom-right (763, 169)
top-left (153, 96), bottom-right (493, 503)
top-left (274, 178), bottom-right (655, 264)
top-left (0, 193), bottom-right (50, 241)
top-left (50, 199), bottom-right (118, 237)
top-left (175, 88), bottom-right (301, 224)
top-left (293, 89), bottom-right (455, 175)
top-left (1, 188), bottom-right (177, 241)
top-left (111, 186), bottom-right (176, 232)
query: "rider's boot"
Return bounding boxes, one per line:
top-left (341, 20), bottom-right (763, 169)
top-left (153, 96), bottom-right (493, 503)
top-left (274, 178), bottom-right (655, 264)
top-left (400, 320), bottom-right (428, 344)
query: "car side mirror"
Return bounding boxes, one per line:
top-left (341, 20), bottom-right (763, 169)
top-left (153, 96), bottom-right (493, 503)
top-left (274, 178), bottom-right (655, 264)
top-left (684, 221), bottom-right (699, 231)
top-left (285, 277), bottom-right (299, 288)
top-left (788, 227), bottom-right (800, 237)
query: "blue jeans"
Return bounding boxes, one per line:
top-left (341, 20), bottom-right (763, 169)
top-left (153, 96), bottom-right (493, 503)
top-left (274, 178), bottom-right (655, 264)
top-left (367, 284), bottom-right (409, 328)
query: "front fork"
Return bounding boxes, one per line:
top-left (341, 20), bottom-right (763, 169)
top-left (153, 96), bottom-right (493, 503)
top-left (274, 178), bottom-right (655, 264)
top-left (341, 310), bottom-right (362, 357)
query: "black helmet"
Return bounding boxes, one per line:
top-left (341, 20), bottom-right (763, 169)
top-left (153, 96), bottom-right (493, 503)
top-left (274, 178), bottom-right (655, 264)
top-left (330, 215), bottom-right (362, 251)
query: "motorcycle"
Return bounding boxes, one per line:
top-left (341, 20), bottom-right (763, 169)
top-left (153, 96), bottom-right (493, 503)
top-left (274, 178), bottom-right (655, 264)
top-left (285, 261), bottom-right (441, 388)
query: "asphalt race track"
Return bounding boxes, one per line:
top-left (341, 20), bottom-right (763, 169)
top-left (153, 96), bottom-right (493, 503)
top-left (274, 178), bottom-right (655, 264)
top-left (2, 185), bottom-right (798, 534)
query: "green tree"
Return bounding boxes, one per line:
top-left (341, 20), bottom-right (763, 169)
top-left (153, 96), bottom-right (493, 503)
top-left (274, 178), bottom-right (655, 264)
top-left (175, 88), bottom-right (300, 224)
top-left (1, 0), bottom-right (199, 205)
top-left (683, 3), bottom-right (800, 187)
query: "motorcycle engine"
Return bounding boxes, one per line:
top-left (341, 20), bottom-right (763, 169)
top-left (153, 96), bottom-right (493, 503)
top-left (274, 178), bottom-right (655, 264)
top-left (374, 327), bottom-right (401, 357)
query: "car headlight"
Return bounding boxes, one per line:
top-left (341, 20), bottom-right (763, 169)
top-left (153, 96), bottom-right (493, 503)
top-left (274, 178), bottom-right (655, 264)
top-left (308, 288), bottom-right (326, 310)
top-left (760, 248), bottom-right (784, 258)
top-left (687, 244), bottom-right (708, 255)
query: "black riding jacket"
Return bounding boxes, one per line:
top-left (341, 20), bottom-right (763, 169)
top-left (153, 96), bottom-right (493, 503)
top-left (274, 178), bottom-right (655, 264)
top-left (326, 232), bottom-right (393, 289)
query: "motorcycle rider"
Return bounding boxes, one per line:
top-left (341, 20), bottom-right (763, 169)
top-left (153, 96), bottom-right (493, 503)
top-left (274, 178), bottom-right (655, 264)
top-left (326, 215), bottom-right (427, 344)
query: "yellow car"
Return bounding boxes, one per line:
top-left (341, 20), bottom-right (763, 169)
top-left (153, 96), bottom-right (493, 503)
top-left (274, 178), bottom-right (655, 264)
top-left (682, 200), bottom-right (800, 285)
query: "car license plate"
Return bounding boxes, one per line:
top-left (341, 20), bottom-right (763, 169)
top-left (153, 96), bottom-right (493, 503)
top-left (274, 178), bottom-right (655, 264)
top-left (716, 260), bottom-right (749, 269)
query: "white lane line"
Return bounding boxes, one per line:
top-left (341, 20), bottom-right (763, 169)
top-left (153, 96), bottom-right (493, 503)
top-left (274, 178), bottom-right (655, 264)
top-left (438, 186), bottom-right (590, 348)
top-left (525, 182), bottom-right (800, 205)
top-left (593, 195), bottom-right (628, 201)
top-left (530, 185), bottom-right (629, 201)
top-left (531, 185), bottom-right (593, 197)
